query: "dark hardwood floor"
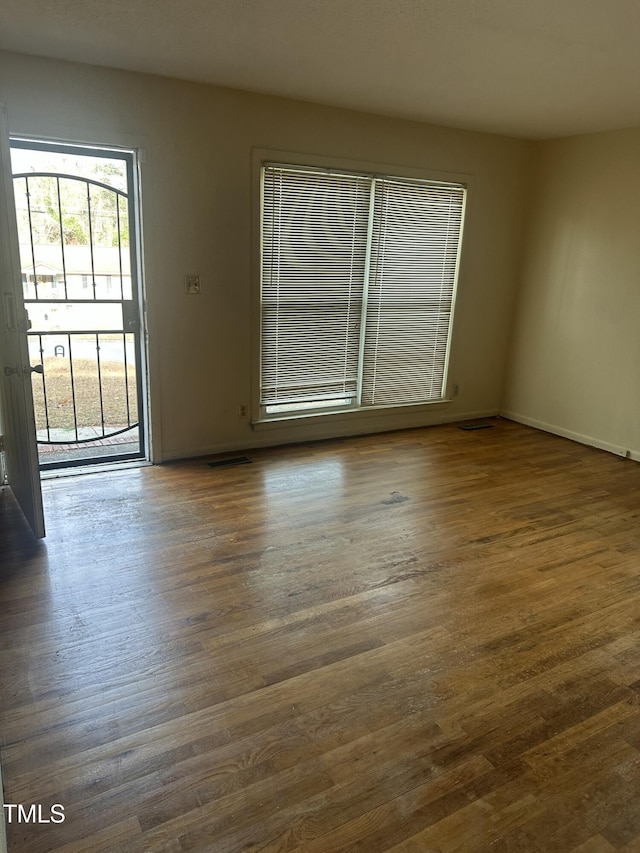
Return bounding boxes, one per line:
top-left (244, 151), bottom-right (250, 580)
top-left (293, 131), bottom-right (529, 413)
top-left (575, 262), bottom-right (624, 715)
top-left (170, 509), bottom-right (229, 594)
top-left (2, 419), bottom-right (640, 852)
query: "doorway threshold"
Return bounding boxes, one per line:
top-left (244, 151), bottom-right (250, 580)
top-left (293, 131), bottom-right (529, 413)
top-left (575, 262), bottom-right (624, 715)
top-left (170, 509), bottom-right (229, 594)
top-left (40, 459), bottom-right (152, 480)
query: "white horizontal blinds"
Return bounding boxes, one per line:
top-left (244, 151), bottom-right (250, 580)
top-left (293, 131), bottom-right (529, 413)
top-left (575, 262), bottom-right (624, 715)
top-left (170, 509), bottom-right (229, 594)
top-left (361, 178), bottom-right (466, 406)
top-left (261, 165), bottom-right (371, 410)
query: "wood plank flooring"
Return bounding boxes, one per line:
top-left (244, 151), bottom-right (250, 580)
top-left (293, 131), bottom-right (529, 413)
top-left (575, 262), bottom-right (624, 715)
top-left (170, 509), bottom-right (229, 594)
top-left (2, 419), bottom-right (640, 851)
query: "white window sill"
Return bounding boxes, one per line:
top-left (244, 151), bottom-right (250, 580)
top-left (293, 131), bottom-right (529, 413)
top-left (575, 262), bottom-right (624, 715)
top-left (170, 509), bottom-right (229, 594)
top-left (251, 398), bottom-right (452, 430)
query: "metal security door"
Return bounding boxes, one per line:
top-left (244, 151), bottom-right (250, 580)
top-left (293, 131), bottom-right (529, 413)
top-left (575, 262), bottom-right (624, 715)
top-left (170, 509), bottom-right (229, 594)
top-left (0, 107), bottom-right (45, 537)
top-left (11, 140), bottom-right (146, 470)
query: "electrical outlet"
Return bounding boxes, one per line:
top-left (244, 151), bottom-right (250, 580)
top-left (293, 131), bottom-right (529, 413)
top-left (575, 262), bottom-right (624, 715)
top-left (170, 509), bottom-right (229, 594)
top-left (185, 274), bottom-right (201, 294)
top-left (239, 404), bottom-right (248, 418)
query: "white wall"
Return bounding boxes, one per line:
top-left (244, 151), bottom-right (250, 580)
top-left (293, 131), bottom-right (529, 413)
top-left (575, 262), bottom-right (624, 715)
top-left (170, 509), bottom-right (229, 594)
top-left (502, 130), bottom-right (640, 459)
top-left (0, 50), bottom-right (532, 461)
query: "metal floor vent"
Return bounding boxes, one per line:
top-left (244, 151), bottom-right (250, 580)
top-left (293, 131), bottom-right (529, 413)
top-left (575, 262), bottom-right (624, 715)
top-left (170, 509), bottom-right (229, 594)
top-left (458, 422), bottom-right (494, 431)
top-left (207, 456), bottom-right (252, 469)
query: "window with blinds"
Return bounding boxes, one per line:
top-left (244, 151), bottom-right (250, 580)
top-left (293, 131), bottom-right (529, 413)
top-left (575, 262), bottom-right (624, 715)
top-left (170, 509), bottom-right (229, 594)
top-left (259, 163), bottom-right (466, 419)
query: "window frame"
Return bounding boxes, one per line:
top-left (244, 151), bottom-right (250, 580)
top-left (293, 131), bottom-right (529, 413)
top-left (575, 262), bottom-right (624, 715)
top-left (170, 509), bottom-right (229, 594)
top-left (251, 149), bottom-right (472, 427)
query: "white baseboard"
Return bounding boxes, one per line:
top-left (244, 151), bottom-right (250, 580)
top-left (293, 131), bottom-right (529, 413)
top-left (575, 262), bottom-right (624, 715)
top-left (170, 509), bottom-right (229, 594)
top-left (500, 410), bottom-right (640, 462)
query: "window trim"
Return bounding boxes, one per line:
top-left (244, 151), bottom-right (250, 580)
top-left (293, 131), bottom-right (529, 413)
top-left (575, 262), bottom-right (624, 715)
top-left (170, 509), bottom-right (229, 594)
top-left (251, 148), bottom-right (472, 427)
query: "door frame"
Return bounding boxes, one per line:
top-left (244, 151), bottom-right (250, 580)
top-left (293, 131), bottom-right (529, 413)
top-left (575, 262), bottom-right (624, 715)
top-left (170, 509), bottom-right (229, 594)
top-left (8, 136), bottom-right (151, 471)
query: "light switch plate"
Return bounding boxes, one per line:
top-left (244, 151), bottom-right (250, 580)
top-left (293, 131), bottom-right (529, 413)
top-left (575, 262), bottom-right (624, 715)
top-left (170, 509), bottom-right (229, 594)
top-left (185, 274), bottom-right (201, 294)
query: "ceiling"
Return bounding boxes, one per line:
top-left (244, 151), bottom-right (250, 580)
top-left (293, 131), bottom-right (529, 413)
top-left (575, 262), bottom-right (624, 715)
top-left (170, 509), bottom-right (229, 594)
top-left (2, 0), bottom-right (640, 140)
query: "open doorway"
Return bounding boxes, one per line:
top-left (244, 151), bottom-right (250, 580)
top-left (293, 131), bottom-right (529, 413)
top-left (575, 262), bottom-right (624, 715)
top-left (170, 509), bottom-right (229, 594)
top-left (10, 139), bottom-right (148, 471)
